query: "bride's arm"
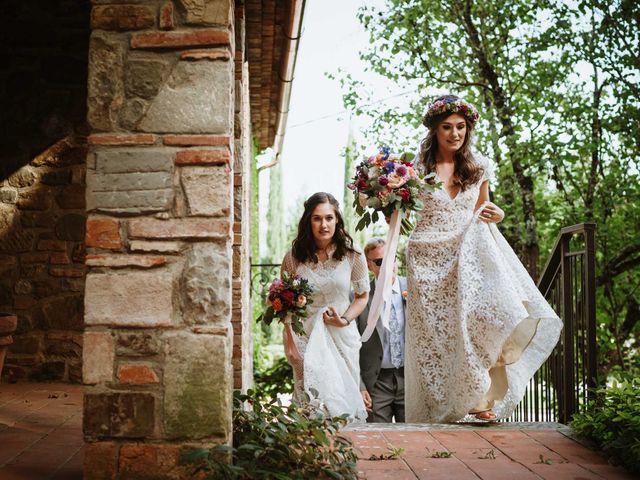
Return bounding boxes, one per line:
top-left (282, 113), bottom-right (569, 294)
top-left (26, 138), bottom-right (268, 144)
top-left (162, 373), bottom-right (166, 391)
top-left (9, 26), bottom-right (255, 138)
top-left (475, 181), bottom-right (504, 223)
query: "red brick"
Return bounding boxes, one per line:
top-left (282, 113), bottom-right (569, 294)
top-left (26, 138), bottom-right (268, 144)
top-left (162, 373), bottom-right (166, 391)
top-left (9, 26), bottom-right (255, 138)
top-left (37, 240), bottom-right (67, 251)
top-left (233, 174), bottom-right (243, 187)
top-left (128, 218), bottom-right (230, 240)
top-left (117, 364), bottom-right (159, 384)
top-left (131, 29), bottom-right (230, 49)
top-left (86, 217), bottom-right (122, 250)
top-left (85, 254), bottom-right (166, 268)
top-left (175, 149), bottom-right (230, 165)
top-left (91, 5), bottom-right (155, 31)
top-left (50, 252), bottom-right (71, 265)
top-left (20, 252), bottom-right (50, 263)
top-left (118, 444), bottom-right (200, 479)
top-left (180, 48), bottom-right (231, 61)
top-left (88, 134), bottom-right (157, 146)
top-left (233, 221), bottom-right (242, 233)
top-left (49, 266), bottom-right (86, 277)
top-left (163, 134), bottom-right (230, 146)
top-left (159, 1), bottom-right (175, 30)
top-left (84, 442), bottom-right (118, 480)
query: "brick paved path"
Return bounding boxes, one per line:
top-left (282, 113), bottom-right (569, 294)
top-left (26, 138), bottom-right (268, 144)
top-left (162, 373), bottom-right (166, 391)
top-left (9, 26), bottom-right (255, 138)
top-left (0, 383), bottom-right (635, 479)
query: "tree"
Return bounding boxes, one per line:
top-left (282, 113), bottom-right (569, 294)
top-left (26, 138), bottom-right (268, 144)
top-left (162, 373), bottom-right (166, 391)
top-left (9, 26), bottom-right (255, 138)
top-left (337, 0), bottom-right (640, 374)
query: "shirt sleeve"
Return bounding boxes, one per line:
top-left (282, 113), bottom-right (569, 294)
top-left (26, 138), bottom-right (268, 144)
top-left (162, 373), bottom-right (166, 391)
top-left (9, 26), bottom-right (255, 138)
top-left (350, 248), bottom-right (371, 295)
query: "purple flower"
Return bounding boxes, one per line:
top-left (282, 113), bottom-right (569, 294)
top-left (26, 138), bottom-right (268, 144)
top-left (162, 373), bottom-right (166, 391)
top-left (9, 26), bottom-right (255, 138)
top-left (378, 176), bottom-right (389, 186)
top-left (383, 162), bottom-right (395, 174)
top-left (381, 145), bottom-right (390, 160)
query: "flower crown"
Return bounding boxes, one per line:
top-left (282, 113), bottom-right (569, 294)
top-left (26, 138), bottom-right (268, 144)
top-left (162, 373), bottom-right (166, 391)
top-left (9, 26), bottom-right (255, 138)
top-left (423, 95), bottom-right (480, 128)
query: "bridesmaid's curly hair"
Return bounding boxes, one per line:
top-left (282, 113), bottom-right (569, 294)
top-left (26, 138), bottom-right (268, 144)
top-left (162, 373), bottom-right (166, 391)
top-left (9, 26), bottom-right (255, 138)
top-left (291, 192), bottom-right (357, 264)
top-left (419, 96), bottom-right (484, 191)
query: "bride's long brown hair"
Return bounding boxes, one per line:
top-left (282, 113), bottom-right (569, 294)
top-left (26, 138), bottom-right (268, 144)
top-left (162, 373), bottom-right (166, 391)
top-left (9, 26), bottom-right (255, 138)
top-left (419, 112), bottom-right (484, 191)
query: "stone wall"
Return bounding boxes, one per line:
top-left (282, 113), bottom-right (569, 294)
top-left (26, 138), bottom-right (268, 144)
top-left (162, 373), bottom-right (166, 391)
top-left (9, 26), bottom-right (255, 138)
top-left (82, 1), bottom-right (242, 477)
top-left (0, 0), bottom-right (90, 382)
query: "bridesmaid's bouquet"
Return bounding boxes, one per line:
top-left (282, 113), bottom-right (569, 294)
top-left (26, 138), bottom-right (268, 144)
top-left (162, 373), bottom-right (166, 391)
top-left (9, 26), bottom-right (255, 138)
top-left (347, 145), bottom-right (437, 234)
top-left (257, 273), bottom-right (313, 336)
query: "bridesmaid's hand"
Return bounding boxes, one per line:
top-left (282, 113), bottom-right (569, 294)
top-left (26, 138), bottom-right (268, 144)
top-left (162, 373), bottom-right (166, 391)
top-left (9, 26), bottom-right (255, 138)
top-left (323, 307), bottom-right (348, 327)
top-left (479, 202), bottom-right (504, 223)
top-left (361, 390), bottom-right (373, 411)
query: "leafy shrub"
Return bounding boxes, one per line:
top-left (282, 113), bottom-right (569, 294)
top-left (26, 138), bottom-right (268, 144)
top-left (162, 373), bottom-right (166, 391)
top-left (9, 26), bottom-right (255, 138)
top-left (570, 377), bottom-right (640, 473)
top-left (254, 356), bottom-right (294, 399)
top-left (184, 390), bottom-right (360, 479)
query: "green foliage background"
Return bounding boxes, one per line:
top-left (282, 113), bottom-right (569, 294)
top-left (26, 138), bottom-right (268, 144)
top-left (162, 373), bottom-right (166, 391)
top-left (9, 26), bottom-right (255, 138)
top-left (333, 0), bottom-right (639, 377)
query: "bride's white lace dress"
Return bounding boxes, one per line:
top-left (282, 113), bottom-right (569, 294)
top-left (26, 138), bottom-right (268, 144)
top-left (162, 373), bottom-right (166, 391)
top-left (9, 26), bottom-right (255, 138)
top-left (405, 156), bottom-right (563, 422)
top-left (282, 247), bottom-right (369, 422)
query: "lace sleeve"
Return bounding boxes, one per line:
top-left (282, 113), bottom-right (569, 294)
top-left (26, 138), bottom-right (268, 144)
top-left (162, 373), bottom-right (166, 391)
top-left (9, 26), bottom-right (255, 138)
top-left (349, 248), bottom-right (370, 295)
top-left (476, 152), bottom-right (496, 183)
top-left (281, 251), bottom-right (297, 276)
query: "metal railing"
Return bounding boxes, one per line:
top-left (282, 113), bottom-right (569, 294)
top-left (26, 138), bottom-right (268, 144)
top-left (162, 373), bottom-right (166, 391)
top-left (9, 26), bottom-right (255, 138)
top-left (508, 223), bottom-right (597, 423)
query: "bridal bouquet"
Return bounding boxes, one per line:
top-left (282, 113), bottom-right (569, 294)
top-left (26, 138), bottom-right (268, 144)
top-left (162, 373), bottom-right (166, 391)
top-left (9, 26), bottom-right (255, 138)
top-left (257, 273), bottom-right (313, 336)
top-left (347, 145), bottom-right (437, 234)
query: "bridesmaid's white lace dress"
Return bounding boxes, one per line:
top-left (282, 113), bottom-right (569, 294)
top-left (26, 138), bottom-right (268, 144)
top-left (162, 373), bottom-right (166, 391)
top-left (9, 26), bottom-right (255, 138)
top-left (405, 156), bottom-right (562, 423)
top-left (282, 246), bottom-right (369, 422)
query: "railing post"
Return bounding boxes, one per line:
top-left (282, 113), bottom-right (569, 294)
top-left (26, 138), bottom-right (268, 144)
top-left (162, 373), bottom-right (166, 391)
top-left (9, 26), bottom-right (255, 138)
top-left (561, 234), bottom-right (575, 424)
top-left (584, 225), bottom-right (598, 398)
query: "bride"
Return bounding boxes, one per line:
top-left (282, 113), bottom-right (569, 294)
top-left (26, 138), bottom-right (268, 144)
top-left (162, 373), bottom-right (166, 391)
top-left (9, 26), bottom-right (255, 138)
top-left (281, 192), bottom-right (370, 422)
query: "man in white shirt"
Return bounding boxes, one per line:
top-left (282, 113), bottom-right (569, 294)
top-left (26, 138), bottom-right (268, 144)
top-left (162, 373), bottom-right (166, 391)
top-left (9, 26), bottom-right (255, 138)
top-left (356, 238), bottom-right (406, 423)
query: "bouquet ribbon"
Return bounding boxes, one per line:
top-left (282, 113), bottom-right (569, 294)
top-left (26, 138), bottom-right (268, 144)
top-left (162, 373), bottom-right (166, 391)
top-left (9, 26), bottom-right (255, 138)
top-left (283, 314), bottom-right (303, 365)
top-left (361, 209), bottom-right (403, 342)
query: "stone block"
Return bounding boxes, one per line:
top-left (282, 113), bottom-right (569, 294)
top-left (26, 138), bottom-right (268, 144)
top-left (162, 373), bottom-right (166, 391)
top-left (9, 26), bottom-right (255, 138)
top-left (117, 364), bottom-right (159, 384)
top-left (41, 170), bottom-right (72, 186)
top-left (88, 133), bottom-right (156, 145)
top-left (29, 362), bottom-right (66, 381)
top-left (88, 190), bottom-right (174, 214)
top-left (85, 254), bottom-right (166, 268)
top-left (55, 213), bottom-right (86, 241)
top-left (16, 188), bottom-right (53, 210)
top-left (119, 98), bottom-right (147, 130)
top-left (20, 211), bottom-right (60, 228)
top-left (92, 172), bottom-right (173, 192)
top-left (56, 184), bottom-right (86, 209)
top-left (84, 392), bottom-right (155, 438)
top-left (42, 295), bottom-right (84, 330)
top-left (0, 230), bottom-right (37, 254)
top-left (125, 59), bottom-right (170, 100)
top-left (178, 0), bottom-right (233, 26)
top-left (9, 333), bottom-right (42, 354)
top-left (128, 218), bottom-right (230, 240)
top-left (139, 60), bottom-right (232, 133)
top-left (181, 166), bottom-right (231, 216)
top-left (46, 337), bottom-right (82, 358)
top-left (83, 332), bottom-right (114, 384)
top-left (116, 331), bottom-right (160, 356)
top-left (95, 148), bottom-right (174, 173)
top-left (91, 5), bottom-right (155, 31)
top-left (8, 169), bottom-right (36, 188)
top-left (163, 332), bottom-right (231, 440)
top-left (86, 217), bottom-right (122, 249)
top-left (84, 442), bottom-right (117, 480)
top-left (175, 149), bottom-right (230, 165)
top-left (0, 188), bottom-right (17, 204)
top-left (180, 244), bottom-right (231, 326)
top-left (87, 34), bottom-right (125, 131)
top-left (85, 271), bottom-right (174, 327)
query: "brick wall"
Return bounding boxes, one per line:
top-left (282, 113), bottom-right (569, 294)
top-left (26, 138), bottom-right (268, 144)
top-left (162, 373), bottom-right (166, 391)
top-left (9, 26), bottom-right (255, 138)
top-left (82, 1), bottom-right (241, 477)
top-left (0, 0), bottom-right (90, 382)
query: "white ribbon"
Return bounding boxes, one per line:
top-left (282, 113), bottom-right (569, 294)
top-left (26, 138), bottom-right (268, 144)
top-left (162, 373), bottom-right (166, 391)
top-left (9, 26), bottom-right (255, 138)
top-left (361, 209), bottom-right (403, 342)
